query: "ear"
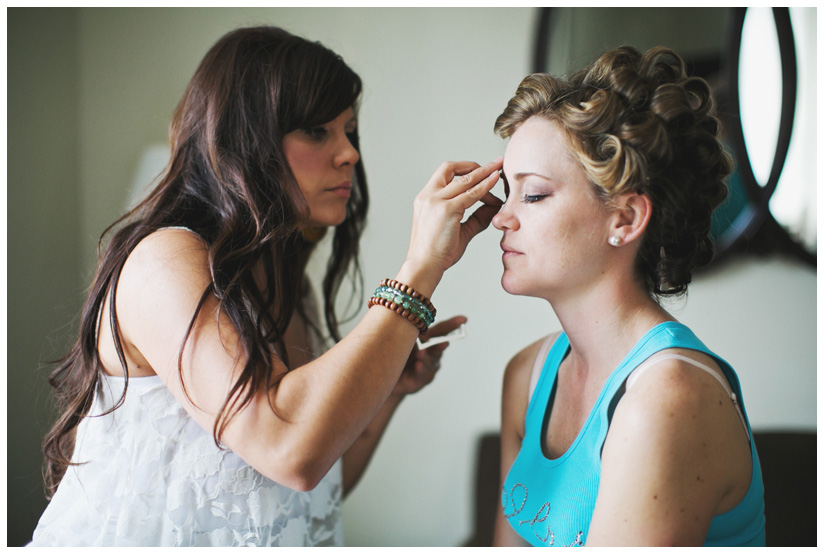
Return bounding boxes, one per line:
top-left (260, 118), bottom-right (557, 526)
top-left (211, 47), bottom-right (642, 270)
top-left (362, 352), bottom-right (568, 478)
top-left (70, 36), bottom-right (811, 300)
top-left (607, 192), bottom-right (652, 246)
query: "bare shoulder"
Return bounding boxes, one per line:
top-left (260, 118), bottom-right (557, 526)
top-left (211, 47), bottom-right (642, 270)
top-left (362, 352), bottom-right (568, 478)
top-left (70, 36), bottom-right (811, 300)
top-left (96, 228), bottom-right (216, 378)
top-left (115, 227), bottom-right (214, 331)
top-left (603, 346), bottom-right (754, 487)
top-left (604, 348), bottom-right (751, 506)
top-left (126, 227), bottom-right (208, 269)
top-left (609, 349), bottom-right (735, 439)
top-left (120, 227), bottom-right (210, 291)
top-left (591, 350), bottom-right (752, 544)
top-left (619, 349), bottom-right (733, 421)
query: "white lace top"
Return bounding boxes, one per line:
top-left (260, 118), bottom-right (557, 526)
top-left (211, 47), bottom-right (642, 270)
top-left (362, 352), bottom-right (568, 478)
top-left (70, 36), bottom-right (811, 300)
top-left (29, 373), bottom-right (344, 547)
top-left (30, 278), bottom-right (344, 547)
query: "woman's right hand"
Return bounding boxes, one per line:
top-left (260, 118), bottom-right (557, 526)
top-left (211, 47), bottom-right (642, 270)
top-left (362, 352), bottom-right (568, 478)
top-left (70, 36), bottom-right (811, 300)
top-left (400, 158), bottom-right (503, 293)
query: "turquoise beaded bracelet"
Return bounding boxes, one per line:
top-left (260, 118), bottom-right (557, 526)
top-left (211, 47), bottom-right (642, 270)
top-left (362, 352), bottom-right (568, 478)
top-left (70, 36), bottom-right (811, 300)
top-left (367, 278), bottom-right (436, 334)
top-left (372, 286), bottom-right (434, 325)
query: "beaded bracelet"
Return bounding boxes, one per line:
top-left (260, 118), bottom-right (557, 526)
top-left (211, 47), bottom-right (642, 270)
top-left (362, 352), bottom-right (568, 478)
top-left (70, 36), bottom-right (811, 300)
top-left (367, 278), bottom-right (436, 334)
top-left (368, 282), bottom-right (435, 332)
top-left (372, 286), bottom-right (434, 324)
top-left (380, 279), bottom-right (436, 322)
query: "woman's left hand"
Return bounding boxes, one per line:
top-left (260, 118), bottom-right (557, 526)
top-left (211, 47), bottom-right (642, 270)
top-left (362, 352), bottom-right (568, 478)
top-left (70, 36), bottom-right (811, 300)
top-left (393, 316), bottom-right (466, 397)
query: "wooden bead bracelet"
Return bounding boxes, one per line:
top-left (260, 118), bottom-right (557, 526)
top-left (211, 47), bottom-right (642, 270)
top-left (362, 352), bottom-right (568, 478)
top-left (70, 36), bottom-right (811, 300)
top-left (367, 278), bottom-right (436, 334)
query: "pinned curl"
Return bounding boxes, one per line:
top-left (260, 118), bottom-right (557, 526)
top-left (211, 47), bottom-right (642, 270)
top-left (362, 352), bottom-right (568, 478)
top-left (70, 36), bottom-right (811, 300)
top-left (495, 45), bottom-right (732, 298)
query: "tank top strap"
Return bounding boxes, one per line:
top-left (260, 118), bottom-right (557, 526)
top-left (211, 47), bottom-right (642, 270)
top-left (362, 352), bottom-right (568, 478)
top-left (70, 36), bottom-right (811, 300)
top-left (597, 321), bottom-right (753, 434)
top-left (587, 322), bottom-right (704, 442)
top-left (617, 321), bottom-right (743, 398)
top-left (523, 333), bottom-right (569, 444)
top-left (627, 353), bottom-right (749, 435)
top-left (528, 334), bottom-right (557, 402)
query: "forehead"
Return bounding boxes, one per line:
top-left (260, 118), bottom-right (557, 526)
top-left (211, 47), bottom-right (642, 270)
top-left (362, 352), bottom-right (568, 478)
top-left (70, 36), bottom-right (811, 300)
top-left (504, 117), bottom-right (576, 175)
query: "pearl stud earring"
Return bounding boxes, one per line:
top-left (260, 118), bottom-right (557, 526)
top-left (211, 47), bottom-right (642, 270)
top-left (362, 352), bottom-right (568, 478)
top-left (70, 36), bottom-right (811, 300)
top-left (609, 236), bottom-right (622, 246)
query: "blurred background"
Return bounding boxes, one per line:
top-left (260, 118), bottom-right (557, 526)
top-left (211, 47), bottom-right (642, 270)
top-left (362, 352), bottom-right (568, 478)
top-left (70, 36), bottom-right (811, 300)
top-left (7, 6), bottom-right (816, 547)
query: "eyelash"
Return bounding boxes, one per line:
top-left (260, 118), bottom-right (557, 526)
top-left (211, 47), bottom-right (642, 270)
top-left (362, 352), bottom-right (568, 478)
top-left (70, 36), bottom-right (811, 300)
top-left (302, 126), bottom-right (328, 140)
top-left (302, 127), bottom-right (358, 143)
top-left (499, 171), bottom-right (549, 203)
top-left (522, 194), bottom-right (549, 204)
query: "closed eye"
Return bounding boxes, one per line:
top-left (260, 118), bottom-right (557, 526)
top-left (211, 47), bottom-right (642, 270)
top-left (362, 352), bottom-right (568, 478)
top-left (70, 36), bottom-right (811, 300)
top-left (522, 194), bottom-right (549, 203)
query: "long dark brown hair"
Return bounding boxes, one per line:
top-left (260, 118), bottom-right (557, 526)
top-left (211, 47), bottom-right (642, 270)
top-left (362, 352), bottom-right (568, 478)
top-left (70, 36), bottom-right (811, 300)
top-left (42, 26), bottom-right (369, 497)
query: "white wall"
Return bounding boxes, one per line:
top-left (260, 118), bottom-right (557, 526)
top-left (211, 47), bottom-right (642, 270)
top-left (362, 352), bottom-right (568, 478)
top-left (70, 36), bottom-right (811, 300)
top-left (14, 6), bottom-right (816, 547)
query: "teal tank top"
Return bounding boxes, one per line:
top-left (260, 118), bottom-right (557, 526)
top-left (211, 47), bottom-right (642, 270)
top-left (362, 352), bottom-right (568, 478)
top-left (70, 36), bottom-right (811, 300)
top-left (501, 322), bottom-right (766, 546)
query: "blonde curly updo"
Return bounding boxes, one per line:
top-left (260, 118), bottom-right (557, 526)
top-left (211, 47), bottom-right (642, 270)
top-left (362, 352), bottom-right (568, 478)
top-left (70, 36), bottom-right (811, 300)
top-left (495, 46), bottom-right (732, 297)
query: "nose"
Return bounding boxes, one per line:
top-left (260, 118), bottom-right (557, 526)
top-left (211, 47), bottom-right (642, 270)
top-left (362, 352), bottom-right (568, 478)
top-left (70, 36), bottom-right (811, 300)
top-left (492, 198), bottom-right (518, 231)
top-left (334, 133), bottom-right (360, 168)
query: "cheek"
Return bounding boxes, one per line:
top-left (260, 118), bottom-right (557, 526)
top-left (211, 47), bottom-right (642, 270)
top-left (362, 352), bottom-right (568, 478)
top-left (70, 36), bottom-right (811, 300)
top-left (541, 217), bottom-right (600, 267)
top-left (284, 144), bottom-right (321, 187)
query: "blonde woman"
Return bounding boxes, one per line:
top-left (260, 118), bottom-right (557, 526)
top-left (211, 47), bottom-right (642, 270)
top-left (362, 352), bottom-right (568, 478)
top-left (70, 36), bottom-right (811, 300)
top-left (492, 46), bottom-right (765, 546)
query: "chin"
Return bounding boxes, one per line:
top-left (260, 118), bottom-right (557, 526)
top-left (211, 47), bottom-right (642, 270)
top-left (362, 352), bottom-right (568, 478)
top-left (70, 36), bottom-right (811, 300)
top-left (500, 274), bottom-right (524, 296)
top-left (501, 273), bottom-right (545, 299)
top-left (308, 212), bottom-right (347, 229)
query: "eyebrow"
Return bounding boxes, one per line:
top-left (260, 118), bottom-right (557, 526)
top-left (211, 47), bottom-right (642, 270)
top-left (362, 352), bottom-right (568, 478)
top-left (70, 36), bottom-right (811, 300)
top-left (513, 171), bottom-right (552, 182)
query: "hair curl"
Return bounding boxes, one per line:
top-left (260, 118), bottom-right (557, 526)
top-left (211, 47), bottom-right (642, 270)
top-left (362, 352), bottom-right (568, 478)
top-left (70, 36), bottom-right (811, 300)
top-left (495, 46), bottom-right (731, 297)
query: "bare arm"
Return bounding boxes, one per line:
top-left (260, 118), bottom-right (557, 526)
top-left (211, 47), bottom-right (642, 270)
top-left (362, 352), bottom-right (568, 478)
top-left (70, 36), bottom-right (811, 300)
top-left (341, 391), bottom-right (403, 497)
top-left (113, 159), bottom-right (502, 492)
top-left (341, 319), bottom-right (460, 497)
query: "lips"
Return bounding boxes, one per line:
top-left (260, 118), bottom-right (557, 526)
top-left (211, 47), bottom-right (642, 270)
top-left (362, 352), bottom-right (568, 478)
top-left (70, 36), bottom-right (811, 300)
top-left (326, 182), bottom-right (352, 198)
top-left (500, 241), bottom-right (523, 259)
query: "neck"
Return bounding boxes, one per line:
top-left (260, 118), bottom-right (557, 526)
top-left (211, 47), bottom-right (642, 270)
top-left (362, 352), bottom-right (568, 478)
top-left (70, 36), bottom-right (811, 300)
top-left (549, 276), bottom-right (672, 382)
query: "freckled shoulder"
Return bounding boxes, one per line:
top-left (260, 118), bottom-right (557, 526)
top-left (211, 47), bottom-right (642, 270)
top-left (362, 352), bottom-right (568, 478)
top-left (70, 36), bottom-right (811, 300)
top-left (610, 351), bottom-right (732, 438)
top-left (621, 349), bottom-right (735, 419)
top-left (593, 351), bottom-right (752, 544)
